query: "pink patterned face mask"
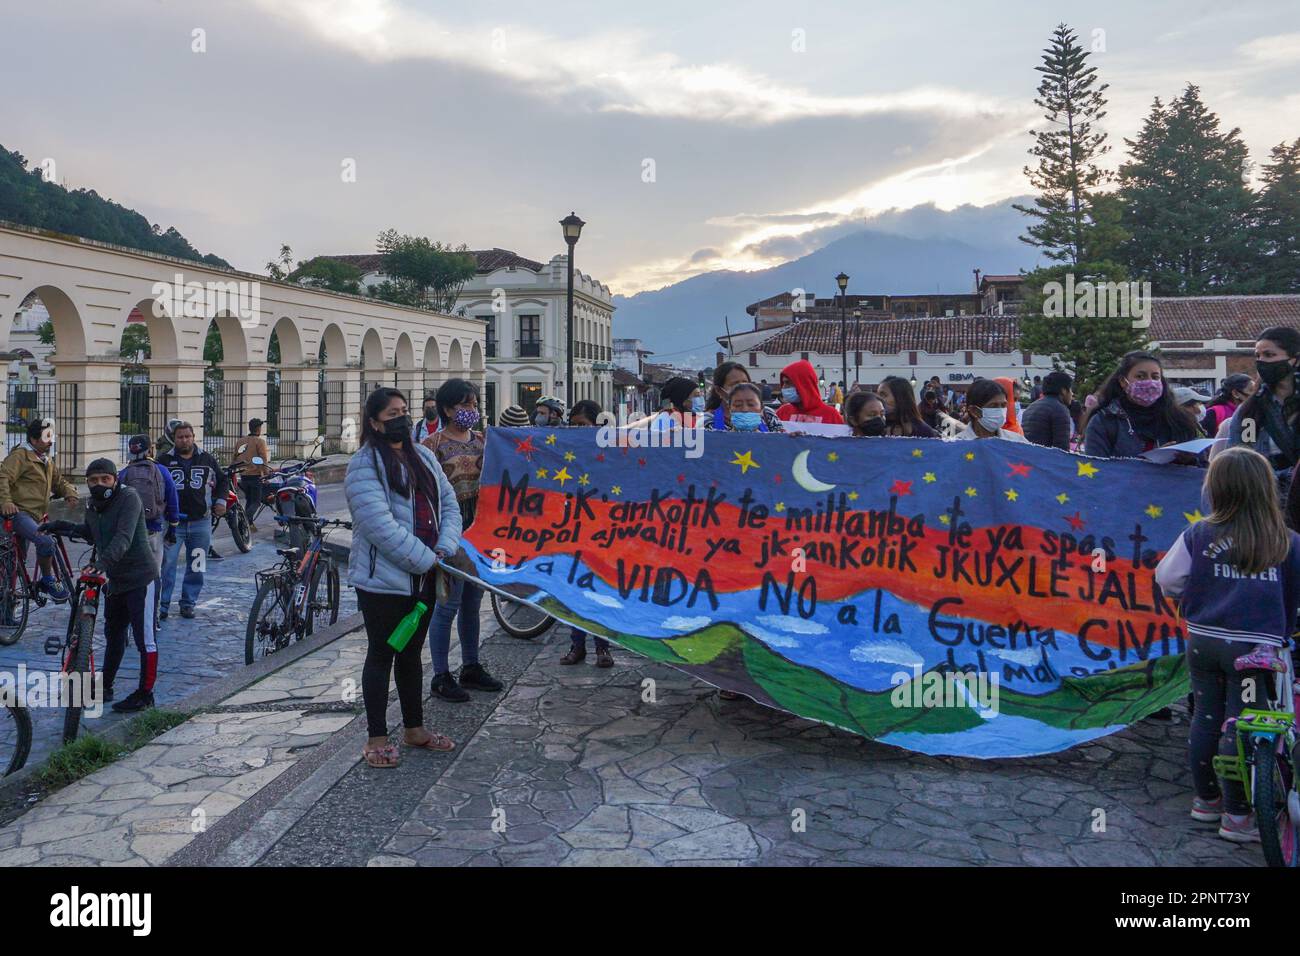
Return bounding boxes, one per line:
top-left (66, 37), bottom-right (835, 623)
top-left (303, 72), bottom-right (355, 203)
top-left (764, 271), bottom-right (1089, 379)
top-left (1125, 377), bottom-right (1164, 407)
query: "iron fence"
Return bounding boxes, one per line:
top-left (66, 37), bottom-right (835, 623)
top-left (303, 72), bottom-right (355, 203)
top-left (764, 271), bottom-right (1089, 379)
top-left (320, 377), bottom-right (346, 454)
top-left (4, 382), bottom-right (81, 474)
top-left (268, 379), bottom-right (300, 459)
top-left (203, 371), bottom-right (244, 462)
top-left (119, 381), bottom-right (173, 459)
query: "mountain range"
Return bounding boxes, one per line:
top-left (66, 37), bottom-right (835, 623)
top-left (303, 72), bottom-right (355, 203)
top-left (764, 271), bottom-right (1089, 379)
top-left (612, 199), bottom-right (1044, 365)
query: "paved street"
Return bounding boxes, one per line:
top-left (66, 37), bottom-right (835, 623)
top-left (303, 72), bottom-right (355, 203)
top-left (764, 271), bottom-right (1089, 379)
top-left (0, 483), bottom-right (354, 767)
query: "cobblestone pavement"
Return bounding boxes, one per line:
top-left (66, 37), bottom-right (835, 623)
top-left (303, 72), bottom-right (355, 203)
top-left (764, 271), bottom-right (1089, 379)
top-left (0, 485), bottom-right (353, 767)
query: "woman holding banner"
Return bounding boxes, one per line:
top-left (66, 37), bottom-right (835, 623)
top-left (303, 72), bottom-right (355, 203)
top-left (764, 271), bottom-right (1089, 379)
top-left (1084, 351), bottom-right (1199, 459)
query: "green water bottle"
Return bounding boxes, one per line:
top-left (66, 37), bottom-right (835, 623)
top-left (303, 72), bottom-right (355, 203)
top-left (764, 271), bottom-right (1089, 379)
top-left (387, 601), bottom-right (428, 652)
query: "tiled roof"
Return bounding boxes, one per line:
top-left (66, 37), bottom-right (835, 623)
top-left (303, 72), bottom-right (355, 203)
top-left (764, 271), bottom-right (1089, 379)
top-left (318, 249), bottom-right (544, 276)
top-left (1147, 296), bottom-right (1300, 342)
top-left (612, 367), bottom-right (644, 387)
top-left (750, 315), bottom-right (1022, 355)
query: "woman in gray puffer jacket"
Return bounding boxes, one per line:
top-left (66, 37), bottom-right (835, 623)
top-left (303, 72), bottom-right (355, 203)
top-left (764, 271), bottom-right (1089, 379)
top-left (346, 387), bottom-right (462, 768)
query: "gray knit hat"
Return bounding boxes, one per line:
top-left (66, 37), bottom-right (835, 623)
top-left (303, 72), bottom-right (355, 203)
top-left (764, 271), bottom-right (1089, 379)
top-left (497, 405), bottom-right (531, 428)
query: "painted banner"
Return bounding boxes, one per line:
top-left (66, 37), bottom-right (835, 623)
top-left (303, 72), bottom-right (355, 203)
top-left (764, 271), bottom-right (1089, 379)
top-left (462, 426), bottom-right (1205, 758)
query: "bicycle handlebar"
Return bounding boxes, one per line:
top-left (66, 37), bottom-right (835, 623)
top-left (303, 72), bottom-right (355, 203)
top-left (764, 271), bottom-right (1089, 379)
top-left (273, 515), bottom-right (352, 530)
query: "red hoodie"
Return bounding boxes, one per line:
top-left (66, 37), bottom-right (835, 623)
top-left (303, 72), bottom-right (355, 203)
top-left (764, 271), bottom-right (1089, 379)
top-left (775, 360), bottom-right (844, 424)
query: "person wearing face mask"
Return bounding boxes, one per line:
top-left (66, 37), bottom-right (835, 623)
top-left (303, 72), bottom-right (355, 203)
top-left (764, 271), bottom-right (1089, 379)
top-left (1085, 351), bottom-right (1198, 459)
top-left (710, 382), bottom-right (784, 433)
top-left (704, 361), bottom-right (751, 430)
top-left (653, 377), bottom-right (707, 429)
top-left (346, 388), bottom-right (463, 768)
top-left (423, 378), bottom-right (503, 702)
top-left (1226, 327), bottom-right (1300, 472)
top-left (951, 378), bottom-right (1029, 442)
top-left (533, 396), bottom-right (567, 428)
top-left (845, 392), bottom-right (888, 438)
top-left (774, 359), bottom-right (843, 425)
top-left (44, 458), bottom-right (158, 712)
top-left (412, 393), bottom-right (441, 444)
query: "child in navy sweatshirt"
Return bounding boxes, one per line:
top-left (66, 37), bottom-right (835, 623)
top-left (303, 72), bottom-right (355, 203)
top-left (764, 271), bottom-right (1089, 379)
top-left (1155, 446), bottom-right (1300, 844)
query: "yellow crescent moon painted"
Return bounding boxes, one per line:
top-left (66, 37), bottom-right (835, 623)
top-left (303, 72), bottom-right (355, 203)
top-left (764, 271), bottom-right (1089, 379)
top-left (791, 449), bottom-right (836, 493)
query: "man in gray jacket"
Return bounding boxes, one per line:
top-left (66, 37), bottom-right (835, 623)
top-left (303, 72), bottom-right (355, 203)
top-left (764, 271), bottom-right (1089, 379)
top-left (1020, 371), bottom-right (1074, 451)
top-left (46, 458), bottom-right (159, 712)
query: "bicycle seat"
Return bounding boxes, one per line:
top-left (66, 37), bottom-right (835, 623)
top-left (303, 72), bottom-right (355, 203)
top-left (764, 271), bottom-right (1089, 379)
top-left (276, 547), bottom-right (300, 558)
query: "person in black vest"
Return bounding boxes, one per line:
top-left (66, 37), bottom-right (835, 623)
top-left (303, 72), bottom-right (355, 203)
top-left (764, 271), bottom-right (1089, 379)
top-left (156, 422), bottom-right (228, 621)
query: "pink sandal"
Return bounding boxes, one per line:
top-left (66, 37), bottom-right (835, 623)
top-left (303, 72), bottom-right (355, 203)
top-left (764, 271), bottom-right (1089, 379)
top-left (405, 732), bottom-right (455, 752)
top-left (363, 744), bottom-right (401, 768)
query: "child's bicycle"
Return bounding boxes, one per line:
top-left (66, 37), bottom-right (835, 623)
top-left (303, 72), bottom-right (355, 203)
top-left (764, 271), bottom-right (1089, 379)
top-left (0, 512), bottom-right (77, 645)
top-left (1213, 638), bottom-right (1300, 867)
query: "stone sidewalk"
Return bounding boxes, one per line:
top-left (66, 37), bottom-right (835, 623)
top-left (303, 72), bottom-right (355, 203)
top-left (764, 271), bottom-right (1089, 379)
top-left (0, 602), bottom-right (1266, 867)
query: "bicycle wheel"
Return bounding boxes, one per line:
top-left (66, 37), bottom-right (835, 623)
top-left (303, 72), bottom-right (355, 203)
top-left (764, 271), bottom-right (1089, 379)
top-left (305, 561), bottom-right (340, 636)
top-left (61, 609), bottom-right (96, 743)
top-left (490, 590), bottom-right (556, 639)
top-left (229, 507), bottom-right (252, 553)
top-left (1254, 735), bottom-right (1300, 867)
top-left (0, 549), bottom-right (28, 646)
top-left (0, 706), bottom-right (32, 776)
top-left (245, 575), bottom-right (295, 665)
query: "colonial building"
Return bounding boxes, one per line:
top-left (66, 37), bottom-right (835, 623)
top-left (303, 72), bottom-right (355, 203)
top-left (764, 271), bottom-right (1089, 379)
top-left (328, 249), bottom-right (616, 422)
top-left (1148, 295), bottom-right (1300, 394)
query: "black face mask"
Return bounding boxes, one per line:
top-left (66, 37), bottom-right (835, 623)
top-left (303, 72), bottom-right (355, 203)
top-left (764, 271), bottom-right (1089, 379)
top-left (382, 416), bottom-right (412, 442)
top-left (424, 408), bottom-right (438, 422)
top-left (1256, 358), bottom-right (1295, 388)
top-left (89, 484), bottom-right (114, 509)
top-left (858, 418), bottom-right (887, 437)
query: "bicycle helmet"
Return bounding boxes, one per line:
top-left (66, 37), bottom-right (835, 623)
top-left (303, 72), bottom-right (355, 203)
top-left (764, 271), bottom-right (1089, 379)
top-left (536, 395), bottom-right (566, 414)
top-left (163, 418), bottom-right (184, 445)
top-left (127, 433), bottom-right (152, 461)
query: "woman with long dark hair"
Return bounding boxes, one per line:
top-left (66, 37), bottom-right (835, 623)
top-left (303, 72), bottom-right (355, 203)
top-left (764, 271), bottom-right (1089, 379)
top-left (345, 388), bottom-right (462, 768)
top-left (423, 378), bottom-right (502, 701)
top-left (877, 376), bottom-right (937, 438)
top-left (1202, 373), bottom-right (1255, 437)
top-left (1084, 351), bottom-right (1199, 459)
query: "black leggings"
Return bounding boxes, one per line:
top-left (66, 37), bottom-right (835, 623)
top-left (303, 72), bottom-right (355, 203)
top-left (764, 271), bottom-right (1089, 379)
top-left (1187, 634), bottom-right (1268, 815)
top-left (357, 585), bottom-right (433, 738)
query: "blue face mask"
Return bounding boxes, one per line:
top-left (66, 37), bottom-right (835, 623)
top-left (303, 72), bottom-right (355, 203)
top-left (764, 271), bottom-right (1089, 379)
top-left (781, 387), bottom-right (799, 404)
top-left (731, 411), bottom-right (762, 432)
top-left (690, 396), bottom-right (706, 413)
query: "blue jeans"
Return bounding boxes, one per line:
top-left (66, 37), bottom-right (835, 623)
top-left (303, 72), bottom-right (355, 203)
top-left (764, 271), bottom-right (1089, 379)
top-left (571, 629), bottom-right (609, 652)
top-left (430, 577), bottom-right (483, 675)
top-left (160, 518), bottom-right (211, 611)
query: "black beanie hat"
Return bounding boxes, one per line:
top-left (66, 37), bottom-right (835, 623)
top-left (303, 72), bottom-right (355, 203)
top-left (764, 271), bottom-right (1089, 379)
top-left (85, 458), bottom-right (117, 479)
top-left (660, 377), bottom-right (698, 411)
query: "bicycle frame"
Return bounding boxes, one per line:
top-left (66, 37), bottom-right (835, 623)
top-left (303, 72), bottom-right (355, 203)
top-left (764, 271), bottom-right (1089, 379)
top-left (3, 514), bottom-right (74, 599)
top-left (1214, 639), bottom-right (1298, 806)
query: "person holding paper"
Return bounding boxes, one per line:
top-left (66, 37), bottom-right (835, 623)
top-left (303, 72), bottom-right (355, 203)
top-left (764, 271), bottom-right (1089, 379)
top-left (1084, 351), bottom-right (1199, 460)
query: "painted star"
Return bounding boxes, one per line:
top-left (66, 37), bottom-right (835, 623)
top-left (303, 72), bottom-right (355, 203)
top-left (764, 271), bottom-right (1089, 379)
top-left (1065, 511), bottom-right (1086, 531)
top-left (773, 474), bottom-right (783, 484)
top-left (1077, 460), bottom-right (1100, 479)
top-left (563, 450), bottom-right (577, 462)
top-left (827, 451), bottom-right (839, 462)
top-left (847, 491), bottom-right (860, 501)
top-left (552, 466), bottom-right (572, 486)
top-left (1184, 508), bottom-right (1205, 524)
top-left (578, 473), bottom-right (590, 487)
top-left (545, 434), bottom-right (557, 446)
top-left (1008, 462), bottom-right (1032, 478)
top-left (1144, 504), bottom-right (1163, 519)
top-left (677, 473), bottom-right (686, 483)
top-left (1005, 489), bottom-right (1019, 502)
top-left (912, 449), bottom-right (924, 458)
top-left (637, 458), bottom-right (647, 467)
top-left (939, 514), bottom-right (951, 525)
top-left (595, 453), bottom-right (606, 462)
top-left (890, 479), bottom-right (913, 497)
top-left (965, 486), bottom-right (978, 498)
top-left (610, 485), bottom-right (622, 496)
top-left (535, 467), bottom-right (549, 480)
top-left (1056, 493), bottom-right (1069, 505)
top-left (965, 451), bottom-right (975, 461)
top-left (731, 450), bottom-right (760, 475)
top-left (514, 436), bottom-right (536, 458)
top-left (923, 472), bottom-right (937, 483)
top-left (774, 502), bottom-right (786, 513)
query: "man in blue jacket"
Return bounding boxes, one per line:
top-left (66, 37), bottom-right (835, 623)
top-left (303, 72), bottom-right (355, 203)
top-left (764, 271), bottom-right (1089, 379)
top-left (118, 434), bottom-right (180, 573)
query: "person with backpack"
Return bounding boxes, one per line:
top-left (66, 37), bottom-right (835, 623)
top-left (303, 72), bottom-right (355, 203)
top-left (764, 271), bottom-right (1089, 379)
top-left (118, 434), bottom-right (179, 572)
top-left (156, 422), bottom-right (228, 621)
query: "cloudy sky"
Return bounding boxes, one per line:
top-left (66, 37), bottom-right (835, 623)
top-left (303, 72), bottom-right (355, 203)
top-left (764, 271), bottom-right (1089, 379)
top-left (2, 0), bottom-right (1297, 295)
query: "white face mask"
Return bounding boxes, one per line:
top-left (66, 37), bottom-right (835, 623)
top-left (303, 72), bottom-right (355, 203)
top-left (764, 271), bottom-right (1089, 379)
top-left (978, 407), bottom-right (1007, 432)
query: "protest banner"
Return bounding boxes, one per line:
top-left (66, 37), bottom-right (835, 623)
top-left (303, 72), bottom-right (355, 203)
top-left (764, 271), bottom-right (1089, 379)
top-left (463, 427), bottom-right (1203, 757)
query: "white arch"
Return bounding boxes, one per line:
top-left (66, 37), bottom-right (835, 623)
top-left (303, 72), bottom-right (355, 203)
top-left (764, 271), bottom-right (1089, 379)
top-left (422, 336), bottom-right (443, 371)
top-left (447, 339), bottom-right (465, 371)
top-left (395, 332), bottom-right (415, 369)
top-left (209, 313), bottom-right (249, 365)
top-left (360, 327), bottom-right (385, 368)
top-left (319, 322), bottom-right (348, 367)
top-left (14, 285), bottom-right (88, 359)
top-left (469, 340), bottom-right (484, 371)
top-left (270, 316), bottom-right (304, 365)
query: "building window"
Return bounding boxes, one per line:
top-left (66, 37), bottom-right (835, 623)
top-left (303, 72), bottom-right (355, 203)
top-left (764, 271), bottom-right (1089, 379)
top-left (801, 352), bottom-right (809, 361)
top-left (485, 382), bottom-right (496, 426)
top-left (748, 352), bottom-right (757, 367)
top-left (517, 315), bottom-right (541, 357)
top-left (482, 317), bottom-right (496, 358)
top-left (517, 382), bottom-right (542, 414)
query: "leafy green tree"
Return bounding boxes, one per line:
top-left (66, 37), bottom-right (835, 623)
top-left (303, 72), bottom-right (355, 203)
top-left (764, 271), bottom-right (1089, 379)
top-left (266, 244), bottom-right (295, 280)
top-left (1013, 24), bottom-right (1111, 266)
top-left (371, 229), bottom-right (476, 312)
top-left (290, 257), bottom-right (363, 294)
top-left (1117, 86), bottom-right (1258, 293)
top-left (204, 323), bottom-right (223, 364)
top-left (1253, 138), bottom-right (1300, 292)
top-left (120, 322), bottom-right (151, 362)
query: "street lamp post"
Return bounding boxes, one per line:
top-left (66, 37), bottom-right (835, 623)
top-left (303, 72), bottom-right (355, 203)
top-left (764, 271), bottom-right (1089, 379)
top-left (852, 309), bottom-right (861, 389)
top-left (560, 212), bottom-right (585, 408)
top-left (835, 272), bottom-right (849, 398)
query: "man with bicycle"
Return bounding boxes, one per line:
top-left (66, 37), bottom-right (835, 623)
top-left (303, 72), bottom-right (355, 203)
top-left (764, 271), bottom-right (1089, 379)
top-left (0, 418), bottom-right (79, 604)
top-left (156, 421), bottom-right (228, 621)
top-left (45, 458), bottom-right (158, 712)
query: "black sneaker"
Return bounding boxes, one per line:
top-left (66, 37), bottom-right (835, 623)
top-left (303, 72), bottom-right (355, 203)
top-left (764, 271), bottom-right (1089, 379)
top-left (207, 548), bottom-right (224, 562)
top-left (111, 689), bottom-right (154, 713)
top-left (430, 671), bottom-right (470, 702)
top-left (179, 606), bottom-right (195, 619)
top-left (101, 685), bottom-right (114, 704)
top-left (458, 662), bottom-right (503, 692)
top-left (158, 608), bottom-right (168, 621)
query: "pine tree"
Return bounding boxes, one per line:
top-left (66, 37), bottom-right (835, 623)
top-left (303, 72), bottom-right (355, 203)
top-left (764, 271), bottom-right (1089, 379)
top-left (1253, 138), bottom-right (1300, 292)
top-left (1013, 24), bottom-right (1111, 266)
top-left (1117, 86), bottom-right (1258, 293)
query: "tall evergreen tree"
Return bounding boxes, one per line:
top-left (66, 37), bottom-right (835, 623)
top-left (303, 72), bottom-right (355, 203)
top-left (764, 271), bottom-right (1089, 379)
top-left (1117, 85), bottom-right (1258, 293)
top-left (1013, 24), bottom-right (1111, 266)
top-left (1253, 138), bottom-right (1300, 292)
